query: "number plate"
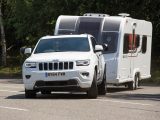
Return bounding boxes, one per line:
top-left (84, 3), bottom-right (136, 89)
top-left (45, 72), bottom-right (65, 77)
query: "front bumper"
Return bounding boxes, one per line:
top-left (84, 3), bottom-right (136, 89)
top-left (23, 70), bottom-right (94, 91)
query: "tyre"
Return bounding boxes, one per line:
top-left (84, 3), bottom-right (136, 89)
top-left (25, 89), bottom-right (36, 98)
top-left (134, 74), bottom-right (139, 90)
top-left (98, 68), bottom-right (107, 95)
top-left (87, 71), bottom-right (98, 99)
top-left (128, 81), bottom-right (135, 90)
top-left (41, 90), bottom-right (51, 95)
top-left (128, 74), bottom-right (139, 90)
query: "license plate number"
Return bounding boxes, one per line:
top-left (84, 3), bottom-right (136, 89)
top-left (45, 72), bottom-right (65, 77)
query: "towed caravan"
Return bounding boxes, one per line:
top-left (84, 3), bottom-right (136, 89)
top-left (54, 13), bottom-right (152, 90)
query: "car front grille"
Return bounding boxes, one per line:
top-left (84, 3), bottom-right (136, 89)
top-left (38, 62), bottom-right (74, 71)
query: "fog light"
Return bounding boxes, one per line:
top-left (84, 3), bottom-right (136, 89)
top-left (25, 75), bottom-right (31, 79)
top-left (81, 72), bottom-right (89, 77)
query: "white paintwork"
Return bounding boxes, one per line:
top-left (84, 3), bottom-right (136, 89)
top-left (24, 48), bottom-right (32, 54)
top-left (54, 14), bottom-right (152, 85)
top-left (95, 45), bottom-right (103, 52)
top-left (22, 34), bottom-right (105, 90)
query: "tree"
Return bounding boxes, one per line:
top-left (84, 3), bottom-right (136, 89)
top-left (0, 0), bottom-right (6, 66)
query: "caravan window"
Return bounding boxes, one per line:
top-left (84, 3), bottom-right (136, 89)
top-left (123, 34), bottom-right (140, 54)
top-left (123, 34), bottom-right (129, 54)
top-left (142, 35), bottom-right (147, 53)
top-left (103, 19), bottom-right (120, 31)
top-left (102, 32), bottom-right (118, 53)
top-left (78, 21), bottom-right (100, 40)
top-left (136, 35), bottom-right (140, 48)
top-left (58, 30), bottom-right (75, 35)
top-left (58, 17), bottom-right (77, 35)
top-left (77, 17), bottom-right (102, 41)
top-left (59, 17), bottom-right (77, 30)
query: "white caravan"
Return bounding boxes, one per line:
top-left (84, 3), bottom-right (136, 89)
top-left (54, 13), bottom-right (152, 90)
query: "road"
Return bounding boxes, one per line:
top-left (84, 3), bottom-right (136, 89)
top-left (0, 79), bottom-right (160, 120)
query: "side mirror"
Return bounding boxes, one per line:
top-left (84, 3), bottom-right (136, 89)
top-left (103, 43), bottom-right (108, 51)
top-left (95, 45), bottom-right (103, 52)
top-left (24, 48), bottom-right (32, 55)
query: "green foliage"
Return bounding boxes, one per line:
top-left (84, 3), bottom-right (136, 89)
top-left (1, 0), bottom-right (160, 55)
top-left (2, 0), bottom-right (160, 53)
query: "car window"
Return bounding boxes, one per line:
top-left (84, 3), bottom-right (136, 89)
top-left (34, 37), bottom-right (90, 53)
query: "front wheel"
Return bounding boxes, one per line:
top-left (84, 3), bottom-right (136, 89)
top-left (25, 89), bottom-right (36, 98)
top-left (87, 71), bottom-right (98, 99)
top-left (98, 69), bottom-right (107, 95)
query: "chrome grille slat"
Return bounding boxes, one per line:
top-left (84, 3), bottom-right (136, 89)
top-left (38, 62), bottom-right (73, 71)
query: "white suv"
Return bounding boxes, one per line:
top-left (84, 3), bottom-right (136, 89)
top-left (22, 34), bottom-right (106, 98)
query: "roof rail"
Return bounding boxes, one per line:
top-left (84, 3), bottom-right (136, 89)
top-left (83, 13), bottom-right (109, 17)
top-left (118, 13), bottom-right (130, 17)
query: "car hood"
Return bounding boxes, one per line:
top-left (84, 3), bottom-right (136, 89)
top-left (25, 52), bottom-right (91, 62)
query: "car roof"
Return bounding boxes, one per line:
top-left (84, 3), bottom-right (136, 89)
top-left (41, 34), bottom-right (90, 39)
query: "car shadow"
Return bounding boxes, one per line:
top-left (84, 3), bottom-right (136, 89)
top-left (105, 93), bottom-right (160, 101)
top-left (105, 87), bottom-right (160, 101)
top-left (5, 86), bottom-right (160, 101)
top-left (6, 92), bottom-right (88, 100)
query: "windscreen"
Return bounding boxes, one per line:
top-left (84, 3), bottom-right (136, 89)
top-left (34, 37), bottom-right (90, 54)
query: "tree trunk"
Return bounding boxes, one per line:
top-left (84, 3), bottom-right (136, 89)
top-left (0, 2), bottom-right (6, 66)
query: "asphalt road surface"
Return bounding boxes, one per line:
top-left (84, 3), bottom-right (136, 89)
top-left (0, 79), bottom-right (160, 120)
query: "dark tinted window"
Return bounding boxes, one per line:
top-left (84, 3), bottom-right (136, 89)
top-left (78, 17), bottom-right (102, 40)
top-left (136, 35), bottom-right (140, 48)
top-left (142, 35), bottom-right (147, 53)
top-left (59, 17), bottom-right (77, 30)
top-left (102, 32), bottom-right (118, 53)
top-left (34, 37), bottom-right (90, 53)
top-left (103, 19), bottom-right (120, 31)
top-left (123, 34), bottom-right (129, 54)
top-left (58, 30), bottom-right (75, 35)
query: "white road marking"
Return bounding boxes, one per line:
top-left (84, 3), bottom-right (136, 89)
top-left (0, 105), bottom-right (28, 111)
top-left (91, 99), bottom-right (152, 106)
top-left (0, 85), bottom-right (23, 89)
top-left (0, 89), bottom-right (24, 93)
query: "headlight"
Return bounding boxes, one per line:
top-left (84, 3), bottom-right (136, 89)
top-left (25, 62), bottom-right (36, 68)
top-left (76, 60), bottom-right (90, 66)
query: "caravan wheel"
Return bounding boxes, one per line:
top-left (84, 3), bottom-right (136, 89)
top-left (128, 74), bottom-right (139, 90)
top-left (134, 74), bottom-right (139, 90)
top-left (128, 81), bottom-right (135, 90)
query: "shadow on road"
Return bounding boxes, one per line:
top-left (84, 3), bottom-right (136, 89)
top-left (4, 83), bottom-right (160, 101)
top-left (105, 93), bottom-right (160, 101)
top-left (6, 92), bottom-right (160, 101)
top-left (107, 87), bottom-right (143, 93)
top-left (6, 92), bottom-right (89, 100)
